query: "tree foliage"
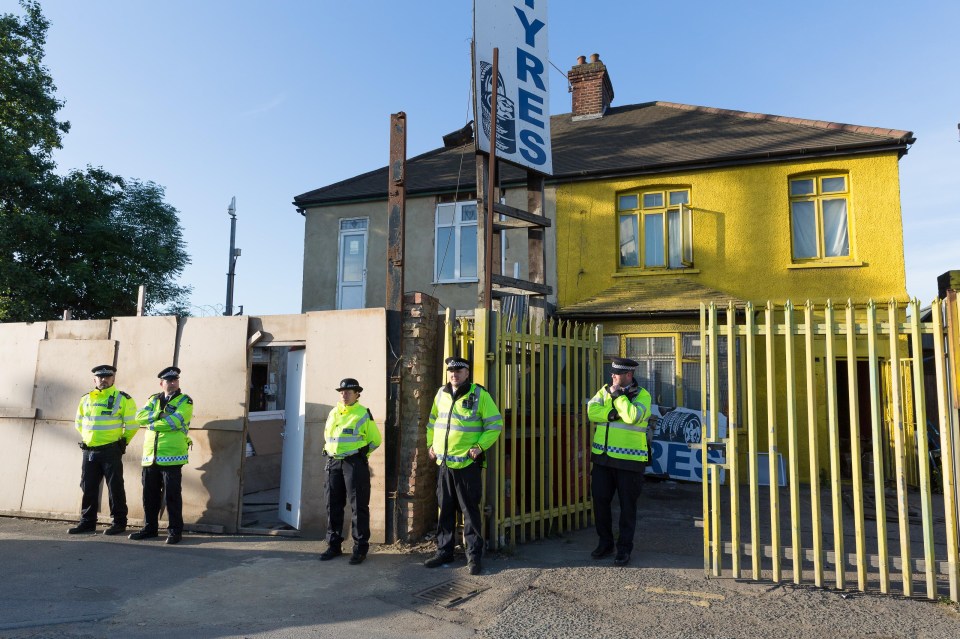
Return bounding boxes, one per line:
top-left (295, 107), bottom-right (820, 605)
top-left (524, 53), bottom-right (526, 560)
top-left (0, 1), bottom-right (191, 322)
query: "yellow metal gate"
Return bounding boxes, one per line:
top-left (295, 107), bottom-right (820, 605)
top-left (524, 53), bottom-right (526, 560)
top-left (702, 298), bottom-right (960, 601)
top-left (444, 309), bottom-right (602, 549)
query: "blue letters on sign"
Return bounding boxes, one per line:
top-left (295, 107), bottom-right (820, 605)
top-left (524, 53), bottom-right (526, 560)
top-left (516, 49), bottom-right (546, 91)
top-left (518, 88), bottom-right (544, 127)
top-left (519, 130), bottom-right (545, 165)
top-left (513, 6), bottom-right (544, 47)
top-left (648, 441), bottom-right (726, 483)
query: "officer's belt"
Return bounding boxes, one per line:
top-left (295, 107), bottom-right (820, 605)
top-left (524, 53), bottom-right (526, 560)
top-left (79, 440), bottom-right (123, 451)
top-left (323, 448), bottom-right (363, 460)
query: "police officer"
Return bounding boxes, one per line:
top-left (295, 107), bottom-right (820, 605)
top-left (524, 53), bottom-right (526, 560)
top-left (424, 357), bottom-right (503, 575)
top-left (129, 366), bottom-right (193, 545)
top-left (69, 364), bottom-right (139, 535)
top-left (318, 378), bottom-right (381, 565)
top-left (587, 357), bottom-right (652, 566)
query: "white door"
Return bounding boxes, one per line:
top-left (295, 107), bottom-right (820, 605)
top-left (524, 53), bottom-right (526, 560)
top-left (337, 218), bottom-right (368, 310)
top-left (278, 349), bottom-right (306, 528)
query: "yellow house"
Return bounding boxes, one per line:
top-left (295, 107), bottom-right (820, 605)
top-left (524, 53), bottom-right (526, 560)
top-left (554, 59), bottom-right (913, 480)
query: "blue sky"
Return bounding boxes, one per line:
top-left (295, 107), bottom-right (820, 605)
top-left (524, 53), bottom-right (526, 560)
top-left (8, 0), bottom-right (959, 314)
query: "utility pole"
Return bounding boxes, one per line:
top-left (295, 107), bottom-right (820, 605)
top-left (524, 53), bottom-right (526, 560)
top-left (225, 196), bottom-right (241, 316)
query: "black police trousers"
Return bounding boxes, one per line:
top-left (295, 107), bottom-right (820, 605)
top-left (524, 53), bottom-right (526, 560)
top-left (435, 462), bottom-right (484, 560)
top-left (79, 443), bottom-right (127, 525)
top-left (142, 464), bottom-right (183, 534)
top-left (324, 454), bottom-right (371, 551)
top-left (591, 462), bottom-right (644, 554)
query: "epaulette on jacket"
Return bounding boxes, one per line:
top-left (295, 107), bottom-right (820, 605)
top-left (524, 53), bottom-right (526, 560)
top-left (119, 391), bottom-right (132, 399)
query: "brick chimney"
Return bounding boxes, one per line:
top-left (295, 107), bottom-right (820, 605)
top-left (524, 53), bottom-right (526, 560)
top-left (567, 53), bottom-right (614, 119)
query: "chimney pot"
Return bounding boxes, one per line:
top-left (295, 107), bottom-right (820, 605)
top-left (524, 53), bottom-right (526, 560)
top-left (566, 53), bottom-right (614, 119)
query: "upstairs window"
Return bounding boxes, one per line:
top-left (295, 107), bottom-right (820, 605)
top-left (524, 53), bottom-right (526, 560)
top-left (618, 188), bottom-right (692, 269)
top-left (435, 201), bottom-right (478, 282)
top-left (789, 174), bottom-right (850, 261)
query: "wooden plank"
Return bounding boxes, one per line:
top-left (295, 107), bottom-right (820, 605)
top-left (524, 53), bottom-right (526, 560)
top-left (493, 201), bottom-right (552, 227)
top-left (491, 274), bottom-right (551, 296)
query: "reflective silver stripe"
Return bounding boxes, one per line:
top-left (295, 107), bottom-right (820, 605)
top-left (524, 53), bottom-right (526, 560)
top-left (82, 424), bottom-right (124, 431)
top-left (368, 443), bottom-right (380, 453)
top-left (484, 424), bottom-right (503, 432)
top-left (437, 411), bottom-right (451, 420)
top-left (438, 453), bottom-right (469, 463)
top-left (482, 415), bottom-right (501, 424)
top-left (84, 415), bottom-right (123, 423)
top-left (332, 449), bottom-right (362, 459)
top-left (446, 424), bottom-right (484, 433)
top-left (328, 435), bottom-right (363, 443)
top-left (608, 422), bottom-right (649, 434)
top-left (355, 414), bottom-right (369, 430)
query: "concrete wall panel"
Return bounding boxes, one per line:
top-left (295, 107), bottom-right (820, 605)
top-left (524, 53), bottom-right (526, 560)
top-left (182, 428), bottom-right (243, 532)
top-left (111, 316), bottom-right (178, 406)
top-left (0, 322), bottom-right (46, 410)
top-left (33, 339), bottom-right (116, 421)
top-left (46, 319), bottom-right (110, 340)
top-left (22, 420), bottom-right (82, 516)
top-left (0, 418), bottom-right (35, 512)
top-left (302, 308), bottom-right (387, 540)
top-left (178, 316), bottom-right (249, 421)
top-left (250, 314), bottom-right (307, 345)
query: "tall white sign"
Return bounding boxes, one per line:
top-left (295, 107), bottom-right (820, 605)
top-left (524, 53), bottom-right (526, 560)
top-left (474, 0), bottom-right (552, 175)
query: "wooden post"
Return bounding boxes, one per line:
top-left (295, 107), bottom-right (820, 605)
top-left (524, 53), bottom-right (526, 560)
top-left (483, 48), bottom-right (500, 312)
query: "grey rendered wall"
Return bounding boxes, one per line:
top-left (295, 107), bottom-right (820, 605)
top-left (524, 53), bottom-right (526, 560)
top-left (301, 186), bottom-right (558, 313)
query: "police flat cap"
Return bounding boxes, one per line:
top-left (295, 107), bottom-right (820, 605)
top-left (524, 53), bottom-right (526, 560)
top-left (611, 357), bottom-right (639, 371)
top-left (335, 378), bottom-right (363, 392)
top-left (91, 364), bottom-right (117, 376)
top-left (158, 366), bottom-right (181, 380)
top-left (445, 356), bottom-right (470, 370)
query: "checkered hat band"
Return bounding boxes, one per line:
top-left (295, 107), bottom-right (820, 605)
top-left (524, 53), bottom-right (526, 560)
top-left (611, 362), bottom-right (635, 370)
top-left (447, 362), bottom-right (469, 369)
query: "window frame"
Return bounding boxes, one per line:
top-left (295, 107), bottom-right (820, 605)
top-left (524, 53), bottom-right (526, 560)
top-left (434, 200), bottom-right (479, 284)
top-left (788, 173), bottom-right (852, 263)
top-left (617, 187), bottom-right (693, 271)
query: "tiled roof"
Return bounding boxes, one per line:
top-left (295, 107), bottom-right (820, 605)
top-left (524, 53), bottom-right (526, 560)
top-left (294, 101), bottom-right (913, 207)
top-left (558, 277), bottom-right (746, 318)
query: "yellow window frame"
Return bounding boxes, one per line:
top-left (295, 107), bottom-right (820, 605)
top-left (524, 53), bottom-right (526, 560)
top-left (617, 188), bottom-right (693, 271)
top-left (605, 332), bottom-right (684, 407)
top-left (788, 173), bottom-right (852, 262)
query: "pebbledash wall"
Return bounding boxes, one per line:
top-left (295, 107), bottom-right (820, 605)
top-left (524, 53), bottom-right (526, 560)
top-left (0, 309), bottom-right (402, 539)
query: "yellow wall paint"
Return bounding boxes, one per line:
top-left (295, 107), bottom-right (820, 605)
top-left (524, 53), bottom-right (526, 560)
top-left (556, 153), bottom-right (908, 309)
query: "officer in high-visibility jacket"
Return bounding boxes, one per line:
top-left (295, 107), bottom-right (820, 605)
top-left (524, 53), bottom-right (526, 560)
top-left (129, 366), bottom-right (193, 545)
top-left (587, 357), bottom-right (652, 566)
top-left (424, 356), bottom-right (502, 575)
top-left (318, 378), bottom-right (381, 565)
top-left (69, 364), bottom-right (139, 535)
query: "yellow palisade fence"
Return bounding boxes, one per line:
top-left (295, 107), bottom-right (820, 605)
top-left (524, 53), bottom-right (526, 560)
top-left (702, 298), bottom-right (960, 601)
top-left (443, 309), bottom-right (602, 550)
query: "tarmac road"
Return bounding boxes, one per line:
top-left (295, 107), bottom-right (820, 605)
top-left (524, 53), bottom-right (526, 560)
top-left (2, 482), bottom-right (959, 639)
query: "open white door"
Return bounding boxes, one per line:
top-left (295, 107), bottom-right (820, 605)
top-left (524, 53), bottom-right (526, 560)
top-left (278, 349), bottom-right (306, 528)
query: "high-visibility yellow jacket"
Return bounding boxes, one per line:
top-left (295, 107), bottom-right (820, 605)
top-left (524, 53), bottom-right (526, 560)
top-left (75, 386), bottom-right (138, 447)
top-left (587, 382), bottom-right (652, 466)
top-left (324, 401), bottom-right (381, 459)
top-left (137, 391), bottom-right (193, 466)
top-left (427, 383), bottom-right (502, 469)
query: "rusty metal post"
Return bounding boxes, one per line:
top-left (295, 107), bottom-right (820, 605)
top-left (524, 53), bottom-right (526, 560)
top-left (385, 112), bottom-right (407, 542)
